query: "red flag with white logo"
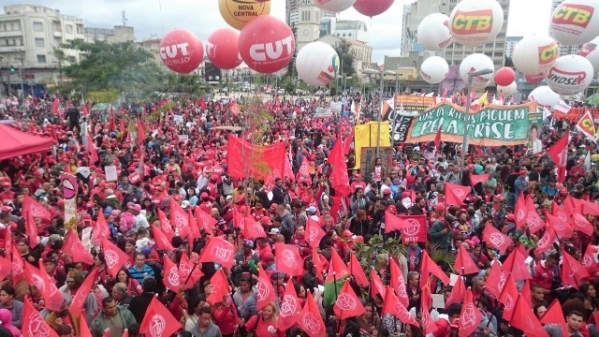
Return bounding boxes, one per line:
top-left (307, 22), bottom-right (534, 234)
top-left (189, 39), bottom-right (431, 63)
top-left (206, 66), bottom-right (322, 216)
top-left (63, 229), bottom-right (94, 265)
top-left (389, 258), bottom-right (409, 308)
top-left (101, 237), bottom-right (130, 277)
top-left (198, 237), bottom-right (235, 269)
top-left (68, 268), bottom-right (99, 317)
top-left (524, 195), bottom-right (544, 234)
top-left (21, 296), bottom-right (59, 337)
top-left (581, 245), bottom-right (599, 275)
top-left (256, 267), bottom-right (278, 311)
top-left (22, 195), bottom-right (51, 221)
top-left (484, 262), bottom-right (504, 299)
top-left (195, 206), bottom-right (217, 232)
top-left (382, 287), bottom-right (418, 327)
top-left (179, 252), bottom-right (203, 288)
top-left (169, 198), bottom-right (190, 238)
top-left (514, 193), bottom-right (527, 230)
top-left (207, 269), bottom-right (230, 304)
top-left (25, 211), bottom-right (38, 248)
top-left (275, 243), bottom-right (303, 276)
top-left (459, 289), bottom-right (482, 337)
top-left (444, 183), bottom-right (471, 205)
top-left (348, 251), bottom-right (369, 287)
top-left (482, 224), bottom-right (511, 253)
top-left (547, 206), bottom-right (573, 238)
top-left (306, 218), bottom-right (326, 248)
top-left (242, 215), bottom-right (267, 239)
top-left (499, 273), bottom-right (519, 321)
top-left (502, 248), bottom-right (531, 281)
top-left (151, 225), bottom-right (175, 251)
top-left (162, 255), bottom-right (180, 293)
top-left (279, 278), bottom-right (301, 331)
top-left (23, 262), bottom-right (63, 312)
top-left (297, 291), bottom-right (326, 337)
top-left (140, 296), bottom-right (182, 337)
top-left (454, 243), bottom-right (479, 275)
top-left (547, 131), bottom-right (569, 182)
top-left (157, 209), bottom-right (174, 242)
top-left (445, 275), bottom-right (466, 308)
top-left (91, 211), bottom-right (110, 246)
top-left (561, 249), bottom-right (590, 289)
top-left (333, 280), bottom-right (365, 320)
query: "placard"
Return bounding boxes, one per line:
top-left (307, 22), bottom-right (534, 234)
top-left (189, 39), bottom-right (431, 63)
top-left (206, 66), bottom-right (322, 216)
top-left (359, 147), bottom-right (393, 178)
top-left (104, 165), bottom-right (118, 182)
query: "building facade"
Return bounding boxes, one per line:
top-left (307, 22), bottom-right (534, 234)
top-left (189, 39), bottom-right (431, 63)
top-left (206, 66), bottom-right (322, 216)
top-left (320, 18), bottom-right (369, 44)
top-left (84, 25), bottom-right (134, 43)
top-left (505, 36), bottom-right (522, 58)
top-left (286, 0), bottom-right (299, 29)
top-left (318, 34), bottom-right (372, 77)
top-left (0, 4), bottom-right (84, 84)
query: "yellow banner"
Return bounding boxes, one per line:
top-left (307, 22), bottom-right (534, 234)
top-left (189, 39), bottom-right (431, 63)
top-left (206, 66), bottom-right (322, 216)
top-left (354, 121), bottom-right (391, 169)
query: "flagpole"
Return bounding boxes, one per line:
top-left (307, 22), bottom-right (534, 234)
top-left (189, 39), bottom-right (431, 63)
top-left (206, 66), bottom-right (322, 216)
top-left (461, 69), bottom-right (493, 171)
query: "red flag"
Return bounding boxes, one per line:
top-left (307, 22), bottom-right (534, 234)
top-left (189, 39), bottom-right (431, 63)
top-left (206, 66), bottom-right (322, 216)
top-left (169, 199), bottom-right (190, 238)
top-left (11, 245), bottom-right (24, 283)
top-left (325, 248), bottom-right (349, 282)
top-left (21, 296), bottom-right (59, 337)
top-left (91, 211), bottom-right (110, 246)
top-left (0, 255), bottom-right (11, 282)
top-left (51, 97), bottom-right (60, 114)
top-left (199, 237), bottom-right (236, 269)
top-left (195, 206), bottom-right (217, 232)
top-left (499, 273), bottom-right (519, 321)
top-left (63, 229), bottom-right (94, 265)
top-left (101, 237), bottom-right (130, 277)
top-left (297, 291), bottom-right (326, 337)
top-left (485, 262), bottom-right (505, 299)
top-left (502, 247), bottom-right (531, 280)
top-left (389, 258), bottom-right (409, 308)
top-left (207, 269), bottom-right (230, 304)
top-left (23, 194), bottom-right (51, 220)
top-left (25, 211), bottom-right (38, 248)
top-left (87, 133), bottom-right (99, 164)
top-left (546, 207), bottom-right (573, 238)
top-left (187, 208), bottom-right (201, 241)
top-left (227, 134), bottom-right (286, 180)
top-left (162, 255), bottom-right (181, 293)
top-left (482, 224), bottom-right (511, 253)
top-left (433, 125), bottom-right (442, 157)
top-left (382, 287), bottom-right (418, 327)
top-left (445, 275), bottom-right (466, 308)
top-left (511, 295), bottom-right (549, 337)
top-left (514, 193), bottom-right (527, 230)
top-left (157, 209), bottom-right (175, 242)
top-left (275, 243), bottom-right (303, 276)
top-left (581, 244), bottom-right (599, 275)
top-left (79, 313), bottom-right (92, 337)
top-left (444, 183), bottom-right (471, 205)
top-left (370, 269), bottom-right (387, 299)
top-left (454, 243), bottom-right (479, 275)
top-left (242, 216), bottom-right (267, 239)
top-left (470, 173), bottom-right (490, 186)
top-left (256, 267), bottom-right (278, 311)
top-left (333, 280), bottom-right (365, 320)
top-left (458, 289), bottom-right (482, 337)
top-left (151, 225), bottom-right (175, 251)
top-left (420, 250), bottom-right (450, 286)
top-left (534, 224), bottom-right (557, 257)
top-left (179, 253), bottom-right (203, 288)
top-left (571, 213), bottom-right (594, 236)
top-left (421, 286), bottom-right (437, 335)
top-left (547, 131), bottom-right (569, 182)
top-left (540, 299), bottom-right (569, 337)
top-left (306, 218), bottom-right (326, 248)
top-left (384, 211), bottom-right (408, 233)
top-left (23, 262), bottom-right (63, 311)
top-left (561, 249), bottom-right (590, 289)
top-left (329, 137), bottom-right (351, 196)
top-left (398, 215), bottom-right (427, 243)
top-left (348, 252), bottom-right (369, 287)
top-left (137, 119), bottom-right (146, 146)
top-left (343, 130), bottom-right (354, 155)
top-left (68, 268), bottom-right (100, 317)
top-left (279, 278), bottom-right (301, 331)
top-left (525, 195), bottom-right (544, 234)
top-left (139, 296), bottom-right (182, 337)
top-left (311, 246), bottom-right (324, 283)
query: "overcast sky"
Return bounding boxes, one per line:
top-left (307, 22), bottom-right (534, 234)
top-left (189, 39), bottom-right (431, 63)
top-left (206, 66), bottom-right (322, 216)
top-left (3, 0), bottom-right (551, 63)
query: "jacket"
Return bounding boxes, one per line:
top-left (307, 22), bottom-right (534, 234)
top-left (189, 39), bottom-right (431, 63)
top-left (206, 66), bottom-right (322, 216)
top-left (188, 322), bottom-right (222, 337)
top-left (90, 307), bottom-right (136, 337)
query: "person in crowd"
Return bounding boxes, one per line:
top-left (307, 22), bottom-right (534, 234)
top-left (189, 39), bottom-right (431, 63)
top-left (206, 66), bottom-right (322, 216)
top-left (90, 297), bottom-right (136, 337)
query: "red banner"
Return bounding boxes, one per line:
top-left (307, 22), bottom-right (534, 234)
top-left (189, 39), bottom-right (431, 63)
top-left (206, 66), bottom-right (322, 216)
top-left (399, 215), bottom-right (427, 243)
top-left (227, 134), bottom-right (286, 180)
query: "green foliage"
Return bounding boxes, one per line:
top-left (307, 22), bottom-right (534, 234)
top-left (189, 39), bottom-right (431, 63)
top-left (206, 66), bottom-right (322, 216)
top-left (145, 101), bottom-right (176, 124)
top-left (334, 40), bottom-right (355, 77)
top-left (161, 72), bottom-right (205, 95)
top-left (288, 23), bottom-right (298, 77)
top-left (280, 75), bottom-right (295, 95)
top-left (87, 90), bottom-right (118, 103)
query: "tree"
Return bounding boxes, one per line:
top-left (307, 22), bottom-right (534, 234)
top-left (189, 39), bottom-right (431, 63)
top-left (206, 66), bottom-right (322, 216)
top-left (334, 40), bottom-right (355, 77)
top-left (51, 47), bottom-right (76, 84)
top-left (287, 23), bottom-right (298, 77)
top-left (57, 39), bottom-right (163, 99)
top-left (280, 75), bottom-right (295, 94)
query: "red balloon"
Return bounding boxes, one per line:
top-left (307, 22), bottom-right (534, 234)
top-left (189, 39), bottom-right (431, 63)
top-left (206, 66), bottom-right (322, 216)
top-left (493, 67), bottom-right (515, 86)
top-left (239, 16), bottom-right (295, 73)
top-left (353, 0), bottom-right (394, 17)
top-left (160, 29), bottom-right (204, 74)
top-left (207, 29), bottom-right (242, 70)
top-left (525, 72), bottom-right (545, 84)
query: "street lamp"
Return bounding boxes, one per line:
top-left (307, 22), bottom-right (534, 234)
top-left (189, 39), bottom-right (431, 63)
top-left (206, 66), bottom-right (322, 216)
top-left (461, 68), bottom-right (494, 171)
top-left (362, 68), bottom-right (396, 158)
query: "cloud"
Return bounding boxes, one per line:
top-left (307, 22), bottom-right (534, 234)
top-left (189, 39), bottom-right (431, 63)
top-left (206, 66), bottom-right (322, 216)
top-left (2, 0), bottom-right (405, 62)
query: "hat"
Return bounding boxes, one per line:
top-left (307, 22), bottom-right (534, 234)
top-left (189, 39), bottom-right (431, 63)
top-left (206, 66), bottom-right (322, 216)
top-left (66, 270), bottom-right (84, 284)
top-left (307, 206), bottom-right (317, 214)
top-left (104, 206), bottom-right (113, 215)
top-left (260, 216), bottom-right (272, 225)
top-left (261, 251), bottom-right (275, 262)
top-left (343, 229), bottom-right (354, 237)
top-left (383, 189), bottom-right (392, 195)
top-left (519, 169), bottom-right (527, 175)
top-left (269, 228), bottom-right (280, 235)
top-left (243, 240), bottom-right (254, 248)
top-left (43, 257), bottom-right (57, 264)
top-left (181, 200), bottom-right (191, 209)
top-left (0, 206), bottom-right (12, 213)
top-left (130, 204), bottom-right (142, 212)
top-left (270, 271), bottom-right (285, 280)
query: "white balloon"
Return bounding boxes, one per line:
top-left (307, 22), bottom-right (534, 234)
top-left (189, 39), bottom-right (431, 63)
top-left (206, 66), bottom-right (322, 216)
top-left (296, 42), bottom-right (340, 86)
top-left (549, 0), bottom-right (599, 46)
top-left (417, 13), bottom-right (453, 51)
top-left (459, 53), bottom-right (495, 88)
top-left (449, 0), bottom-right (504, 48)
top-left (419, 56), bottom-right (449, 84)
top-left (512, 35), bottom-right (559, 75)
top-left (528, 86), bottom-right (560, 110)
top-left (580, 35), bottom-right (599, 72)
top-left (314, 0), bottom-right (357, 12)
top-left (546, 55), bottom-right (595, 95)
top-left (497, 81), bottom-right (517, 96)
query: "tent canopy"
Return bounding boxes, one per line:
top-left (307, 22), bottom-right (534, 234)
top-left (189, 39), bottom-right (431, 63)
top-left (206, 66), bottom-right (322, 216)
top-left (0, 124), bottom-right (54, 161)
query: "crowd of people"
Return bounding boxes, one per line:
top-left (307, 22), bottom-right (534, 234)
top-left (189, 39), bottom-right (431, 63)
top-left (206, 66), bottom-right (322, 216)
top-left (0, 90), bottom-right (596, 337)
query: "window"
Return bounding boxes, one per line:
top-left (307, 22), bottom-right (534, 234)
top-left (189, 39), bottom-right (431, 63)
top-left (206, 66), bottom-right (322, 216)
top-left (12, 22), bottom-right (20, 31)
top-left (66, 24), bottom-right (73, 34)
top-left (37, 55), bottom-right (47, 63)
top-left (33, 22), bottom-right (43, 31)
top-left (35, 38), bottom-right (44, 47)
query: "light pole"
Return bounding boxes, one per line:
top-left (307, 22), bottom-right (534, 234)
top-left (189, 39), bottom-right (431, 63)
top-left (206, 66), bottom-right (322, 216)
top-left (363, 68), bottom-right (396, 159)
top-left (461, 68), bottom-right (494, 171)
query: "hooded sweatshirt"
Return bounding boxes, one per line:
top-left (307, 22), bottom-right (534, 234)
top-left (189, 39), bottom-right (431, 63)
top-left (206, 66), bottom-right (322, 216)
top-left (0, 309), bottom-right (20, 337)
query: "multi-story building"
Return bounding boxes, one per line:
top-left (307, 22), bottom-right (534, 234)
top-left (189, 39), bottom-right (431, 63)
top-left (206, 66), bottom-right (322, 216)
top-left (0, 4), bottom-right (84, 84)
top-left (84, 25), bottom-right (134, 44)
top-left (318, 34), bottom-right (372, 77)
top-left (320, 18), bottom-right (369, 44)
top-left (549, 0), bottom-right (580, 55)
top-left (505, 36), bottom-right (522, 58)
top-left (136, 38), bottom-right (167, 70)
top-left (286, 0), bottom-right (299, 29)
top-left (296, 0), bottom-right (336, 51)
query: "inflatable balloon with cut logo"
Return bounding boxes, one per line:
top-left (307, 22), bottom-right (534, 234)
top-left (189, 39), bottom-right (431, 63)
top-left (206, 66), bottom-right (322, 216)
top-left (580, 35), bottom-right (599, 72)
top-left (417, 13), bottom-right (453, 51)
top-left (546, 55), bottom-right (594, 95)
top-left (449, 0), bottom-right (504, 48)
top-left (497, 81), bottom-right (517, 96)
top-left (159, 29), bottom-right (204, 74)
top-left (528, 86), bottom-right (560, 110)
top-left (419, 56), bottom-right (449, 84)
top-left (494, 67), bottom-right (515, 86)
top-left (219, 0), bottom-right (271, 31)
top-left (353, 0), bottom-right (394, 17)
top-left (314, 0), bottom-right (357, 13)
top-left (459, 53), bottom-right (494, 88)
top-left (296, 42), bottom-right (340, 86)
top-left (549, 0), bottom-right (599, 45)
top-left (207, 29), bottom-right (242, 70)
top-left (525, 73), bottom-right (546, 84)
top-left (239, 16), bottom-right (295, 74)
top-left (512, 35), bottom-right (559, 75)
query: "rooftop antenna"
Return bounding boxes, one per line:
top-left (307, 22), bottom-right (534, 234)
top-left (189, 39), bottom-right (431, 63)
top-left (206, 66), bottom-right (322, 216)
top-left (122, 10), bottom-right (127, 26)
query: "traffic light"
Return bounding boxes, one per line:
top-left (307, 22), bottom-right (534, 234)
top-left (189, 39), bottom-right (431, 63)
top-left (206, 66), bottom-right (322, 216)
top-left (9, 66), bottom-right (15, 73)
